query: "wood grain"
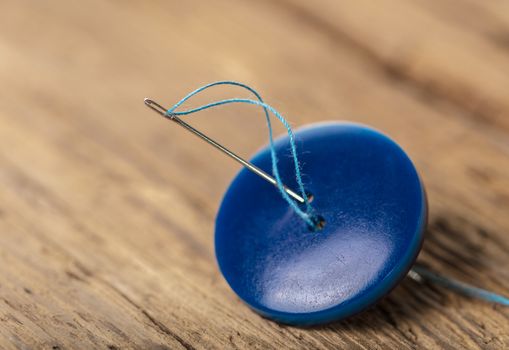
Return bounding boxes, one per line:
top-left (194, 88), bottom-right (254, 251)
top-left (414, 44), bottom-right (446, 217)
top-left (0, 0), bottom-right (508, 348)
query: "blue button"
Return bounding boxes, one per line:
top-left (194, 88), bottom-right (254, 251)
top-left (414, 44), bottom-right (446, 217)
top-left (215, 122), bottom-right (427, 325)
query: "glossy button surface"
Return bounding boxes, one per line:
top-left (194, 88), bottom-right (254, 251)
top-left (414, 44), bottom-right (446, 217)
top-left (215, 122), bottom-right (427, 325)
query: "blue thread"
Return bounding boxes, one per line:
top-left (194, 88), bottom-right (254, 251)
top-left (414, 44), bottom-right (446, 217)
top-left (412, 265), bottom-right (509, 306)
top-left (165, 81), bottom-right (508, 307)
top-left (166, 81), bottom-right (315, 228)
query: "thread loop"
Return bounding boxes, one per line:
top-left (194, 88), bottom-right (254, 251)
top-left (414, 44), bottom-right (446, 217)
top-left (167, 81), bottom-right (317, 228)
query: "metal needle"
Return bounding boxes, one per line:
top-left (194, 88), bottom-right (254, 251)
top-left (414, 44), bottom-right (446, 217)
top-left (144, 98), bottom-right (305, 204)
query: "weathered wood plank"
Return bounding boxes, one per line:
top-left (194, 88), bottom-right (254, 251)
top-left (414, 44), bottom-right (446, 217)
top-left (280, 0), bottom-right (509, 132)
top-left (0, 0), bottom-right (507, 348)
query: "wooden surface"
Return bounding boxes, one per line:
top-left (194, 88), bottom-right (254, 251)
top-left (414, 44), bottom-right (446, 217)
top-left (0, 1), bottom-right (508, 349)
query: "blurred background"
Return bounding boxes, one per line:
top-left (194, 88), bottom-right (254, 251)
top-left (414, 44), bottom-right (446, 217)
top-left (1, 1), bottom-right (508, 349)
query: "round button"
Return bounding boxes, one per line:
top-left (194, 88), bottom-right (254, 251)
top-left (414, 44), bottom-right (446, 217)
top-left (215, 122), bottom-right (427, 325)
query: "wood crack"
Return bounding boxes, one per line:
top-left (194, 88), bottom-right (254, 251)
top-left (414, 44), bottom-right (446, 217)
top-left (99, 281), bottom-right (195, 350)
